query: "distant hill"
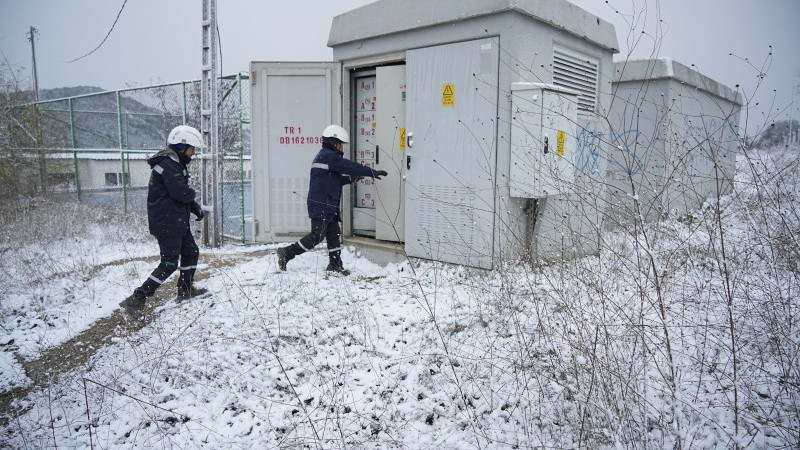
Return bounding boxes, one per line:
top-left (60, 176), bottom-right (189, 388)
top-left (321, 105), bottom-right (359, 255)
top-left (30, 86), bottom-right (184, 150)
top-left (19, 85), bottom-right (246, 153)
top-left (38, 86), bottom-right (105, 101)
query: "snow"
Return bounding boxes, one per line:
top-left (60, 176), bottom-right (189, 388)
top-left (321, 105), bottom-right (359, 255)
top-left (1, 147), bottom-right (799, 448)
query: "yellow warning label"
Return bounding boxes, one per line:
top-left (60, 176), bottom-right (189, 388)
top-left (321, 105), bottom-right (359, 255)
top-left (400, 128), bottom-right (406, 150)
top-left (557, 130), bottom-right (566, 156)
top-left (442, 84), bottom-right (455, 107)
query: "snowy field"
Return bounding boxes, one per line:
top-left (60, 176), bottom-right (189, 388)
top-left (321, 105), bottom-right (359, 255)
top-left (1, 147), bottom-right (798, 448)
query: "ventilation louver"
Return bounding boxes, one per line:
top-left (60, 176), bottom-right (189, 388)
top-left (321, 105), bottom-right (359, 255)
top-left (553, 48), bottom-right (599, 114)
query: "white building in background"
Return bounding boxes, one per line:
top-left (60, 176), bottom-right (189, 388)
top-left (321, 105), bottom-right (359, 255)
top-left (50, 152), bottom-right (251, 191)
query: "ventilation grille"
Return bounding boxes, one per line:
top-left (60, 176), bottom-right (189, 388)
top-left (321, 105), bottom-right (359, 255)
top-left (270, 177), bottom-right (309, 232)
top-left (416, 184), bottom-right (475, 256)
top-left (553, 48), bottom-right (599, 114)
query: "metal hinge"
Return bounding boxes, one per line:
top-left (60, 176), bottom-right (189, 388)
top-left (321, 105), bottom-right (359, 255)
top-left (251, 70), bottom-right (256, 85)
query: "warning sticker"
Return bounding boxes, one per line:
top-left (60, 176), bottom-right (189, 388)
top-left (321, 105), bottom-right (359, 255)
top-left (557, 130), bottom-right (566, 156)
top-left (442, 84), bottom-right (455, 107)
top-left (400, 128), bottom-right (406, 150)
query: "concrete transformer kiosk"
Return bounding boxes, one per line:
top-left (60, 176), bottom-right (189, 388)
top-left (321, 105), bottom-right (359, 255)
top-left (249, 0), bottom-right (741, 269)
top-left (607, 58), bottom-right (743, 223)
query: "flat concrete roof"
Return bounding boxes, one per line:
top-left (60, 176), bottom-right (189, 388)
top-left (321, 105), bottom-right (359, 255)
top-left (328, 0), bottom-right (619, 53)
top-left (614, 58), bottom-right (743, 106)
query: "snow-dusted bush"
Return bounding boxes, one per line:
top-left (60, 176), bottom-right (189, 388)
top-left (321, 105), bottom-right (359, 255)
top-left (1, 147), bottom-right (797, 449)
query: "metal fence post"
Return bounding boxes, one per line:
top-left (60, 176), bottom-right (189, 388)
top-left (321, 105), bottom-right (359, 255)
top-left (116, 91), bottom-right (124, 149)
top-left (116, 91), bottom-right (129, 212)
top-left (33, 104), bottom-right (48, 194)
top-left (182, 81), bottom-right (188, 125)
top-left (121, 151), bottom-right (128, 213)
top-left (238, 73), bottom-right (247, 243)
top-left (68, 98), bottom-right (82, 201)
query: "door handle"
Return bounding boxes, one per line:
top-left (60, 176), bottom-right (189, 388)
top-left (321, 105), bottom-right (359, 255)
top-left (375, 145), bottom-right (379, 165)
top-left (407, 155), bottom-right (411, 170)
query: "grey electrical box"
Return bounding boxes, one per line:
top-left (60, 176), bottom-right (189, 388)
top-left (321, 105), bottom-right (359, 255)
top-left (510, 83), bottom-right (578, 198)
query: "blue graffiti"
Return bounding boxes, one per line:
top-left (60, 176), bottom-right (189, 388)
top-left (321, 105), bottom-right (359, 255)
top-left (573, 113), bottom-right (736, 180)
top-left (575, 123), bottom-right (603, 175)
top-left (575, 122), bottom-right (643, 178)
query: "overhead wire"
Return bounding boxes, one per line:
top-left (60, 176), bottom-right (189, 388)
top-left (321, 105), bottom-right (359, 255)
top-left (66, 0), bottom-right (129, 63)
top-left (217, 23), bottom-right (223, 77)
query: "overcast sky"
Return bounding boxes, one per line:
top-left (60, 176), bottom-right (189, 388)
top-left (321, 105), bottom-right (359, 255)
top-left (1, 0), bottom-right (798, 134)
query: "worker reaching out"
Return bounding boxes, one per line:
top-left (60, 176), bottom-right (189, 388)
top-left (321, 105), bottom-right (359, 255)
top-left (277, 125), bottom-right (387, 275)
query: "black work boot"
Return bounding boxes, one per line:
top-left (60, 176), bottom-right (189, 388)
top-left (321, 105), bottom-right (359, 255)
top-left (177, 285), bottom-right (209, 301)
top-left (277, 247), bottom-right (292, 271)
top-left (120, 288), bottom-right (147, 320)
top-left (326, 255), bottom-right (350, 276)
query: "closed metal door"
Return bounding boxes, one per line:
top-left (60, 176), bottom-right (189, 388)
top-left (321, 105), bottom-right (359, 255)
top-left (404, 38), bottom-right (499, 268)
top-left (249, 62), bottom-right (341, 241)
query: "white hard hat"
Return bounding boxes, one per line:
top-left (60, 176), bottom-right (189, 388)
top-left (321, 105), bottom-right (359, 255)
top-left (322, 125), bottom-right (349, 143)
top-left (168, 125), bottom-right (204, 149)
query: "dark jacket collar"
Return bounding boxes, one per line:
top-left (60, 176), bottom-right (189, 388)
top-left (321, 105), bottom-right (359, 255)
top-left (147, 147), bottom-right (184, 168)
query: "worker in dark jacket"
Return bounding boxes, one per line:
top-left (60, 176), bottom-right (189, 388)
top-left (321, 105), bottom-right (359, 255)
top-left (277, 125), bottom-right (387, 275)
top-left (120, 125), bottom-right (208, 320)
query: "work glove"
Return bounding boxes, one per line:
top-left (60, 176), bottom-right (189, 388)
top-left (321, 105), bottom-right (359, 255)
top-left (374, 170), bottom-right (388, 180)
top-left (192, 203), bottom-right (205, 221)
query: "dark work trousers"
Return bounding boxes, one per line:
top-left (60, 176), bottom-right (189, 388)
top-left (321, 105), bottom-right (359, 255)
top-left (285, 219), bottom-right (342, 261)
top-left (139, 232), bottom-right (200, 297)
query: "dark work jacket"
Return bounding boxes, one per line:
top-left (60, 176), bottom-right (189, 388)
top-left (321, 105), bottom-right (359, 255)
top-left (146, 147), bottom-right (202, 236)
top-left (307, 139), bottom-right (381, 221)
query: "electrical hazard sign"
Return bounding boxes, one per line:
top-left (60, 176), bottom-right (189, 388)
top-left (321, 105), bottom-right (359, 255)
top-left (557, 130), bottom-right (566, 156)
top-left (442, 84), bottom-right (455, 107)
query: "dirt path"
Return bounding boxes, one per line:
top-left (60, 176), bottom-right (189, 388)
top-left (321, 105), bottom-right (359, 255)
top-left (0, 248), bottom-right (274, 425)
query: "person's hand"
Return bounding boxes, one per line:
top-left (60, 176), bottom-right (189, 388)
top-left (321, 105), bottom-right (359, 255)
top-left (192, 204), bottom-right (205, 221)
top-left (374, 170), bottom-right (388, 180)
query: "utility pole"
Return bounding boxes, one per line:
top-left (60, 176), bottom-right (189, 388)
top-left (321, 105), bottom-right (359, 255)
top-left (27, 26), bottom-right (40, 102)
top-left (200, 0), bottom-right (221, 247)
top-left (28, 26), bottom-right (47, 192)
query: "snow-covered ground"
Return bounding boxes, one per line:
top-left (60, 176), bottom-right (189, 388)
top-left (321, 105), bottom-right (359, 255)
top-left (1, 147), bottom-right (798, 448)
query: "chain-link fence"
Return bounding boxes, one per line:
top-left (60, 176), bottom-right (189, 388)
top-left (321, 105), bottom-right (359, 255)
top-left (7, 74), bottom-right (251, 244)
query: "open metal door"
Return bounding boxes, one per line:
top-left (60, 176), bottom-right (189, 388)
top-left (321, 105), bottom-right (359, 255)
top-left (374, 65), bottom-right (407, 242)
top-left (352, 74), bottom-right (378, 236)
top-left (250, 62), bottom-right (341, 242)
top-left (404, 38), bottom-right (499, 269)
